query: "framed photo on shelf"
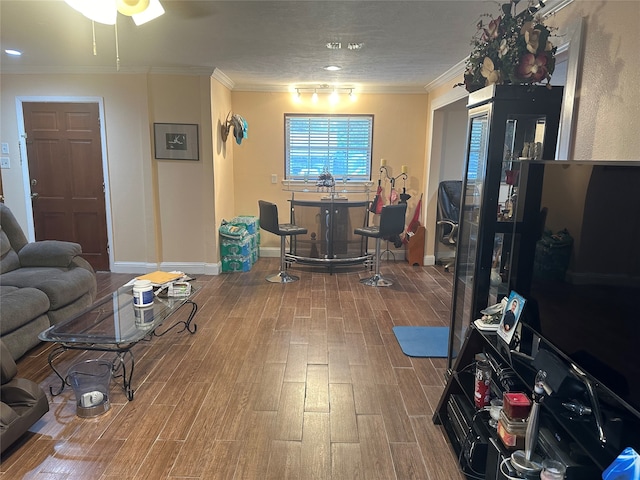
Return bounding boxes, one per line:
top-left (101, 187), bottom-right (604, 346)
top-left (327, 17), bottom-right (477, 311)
top-left (497, 290), bottom-right (526, 345)
top-left (154, 123), bottom-right (199, 160)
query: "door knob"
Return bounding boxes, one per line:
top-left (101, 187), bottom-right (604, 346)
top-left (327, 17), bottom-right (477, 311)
top-left (31, 192), bottom-right (39, 200)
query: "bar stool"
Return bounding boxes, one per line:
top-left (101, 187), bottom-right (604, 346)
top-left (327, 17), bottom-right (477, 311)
top-left (258, 200), bottom-right (308, 283)
top-left (354, 203), bottom-right (407, 287)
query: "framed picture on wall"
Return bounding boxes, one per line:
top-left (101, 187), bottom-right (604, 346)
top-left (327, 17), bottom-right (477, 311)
top-left (154, 123), bottom-right (199, 160)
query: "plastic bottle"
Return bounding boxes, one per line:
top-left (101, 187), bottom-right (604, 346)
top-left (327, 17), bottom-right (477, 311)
top-left (474, 359), bottom-right (492, 408)
top-left (132, 280), bottom-right (153, 307)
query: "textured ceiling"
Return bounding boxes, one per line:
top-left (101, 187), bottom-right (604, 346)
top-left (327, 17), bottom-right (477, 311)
top-left (1, 1), bottom-right (501, 92)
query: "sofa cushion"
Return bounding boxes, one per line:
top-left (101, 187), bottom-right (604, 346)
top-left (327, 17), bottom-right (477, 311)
top-left (47, 291), bottom-right (94, 325)
top-left (0, 288), bottom-right (50, 336)
top-left (18, 241), bottom-right (82, 268)
top-left (0, 285), bottom-right (20, 295)
top-left (1, 315), bottom-right (50, 362)
top-left (0, 230), bottom-right (20, 275)
top-left (1, 267), bottom-right (94, 310)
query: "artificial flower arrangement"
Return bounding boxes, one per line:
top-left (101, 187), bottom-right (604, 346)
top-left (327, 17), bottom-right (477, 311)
top-left (459, 0), bottom-right (557, 92)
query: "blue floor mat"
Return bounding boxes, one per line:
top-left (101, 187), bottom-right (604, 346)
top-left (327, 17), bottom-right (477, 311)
top-left (392, 326), bottom-right (450, 358)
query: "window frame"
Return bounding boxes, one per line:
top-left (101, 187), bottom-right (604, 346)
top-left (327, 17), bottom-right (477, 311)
top-left (284, 113), bottom-right (374, 182)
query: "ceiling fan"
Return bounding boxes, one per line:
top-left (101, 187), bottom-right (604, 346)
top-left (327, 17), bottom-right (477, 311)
top-left (65, 0), bottom-right (165, 26)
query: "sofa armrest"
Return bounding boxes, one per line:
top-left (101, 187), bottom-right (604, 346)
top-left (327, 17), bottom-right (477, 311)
top-left (0, 378), bottom-right (46, 406)
top-left (70, 255), bottom-right (96, 274)
top-left (1, 401), bottom-right (20, 427)
top-left (18, 241), bottom-right (82, 268)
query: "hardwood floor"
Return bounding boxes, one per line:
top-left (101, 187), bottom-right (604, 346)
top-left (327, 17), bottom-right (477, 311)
top-left (1, 258), bottom-right (465, 480)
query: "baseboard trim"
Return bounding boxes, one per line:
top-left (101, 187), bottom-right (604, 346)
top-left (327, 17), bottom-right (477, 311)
top-left (258, 247), bottom-right (281, 258)
top-left (424, 255), bottom-right (436, 266)
top-left (110, 251), bottom-right (430, 275)
top-left (111, 261), bottom-right (221, 276)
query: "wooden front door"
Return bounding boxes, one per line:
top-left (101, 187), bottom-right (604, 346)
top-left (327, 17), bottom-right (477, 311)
top-left (23, 102), bottom-right (109, 271)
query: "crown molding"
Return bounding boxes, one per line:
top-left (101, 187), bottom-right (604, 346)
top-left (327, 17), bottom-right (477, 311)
top-left (539, 0), bottom-right (574, 18)
top-left (0, 65), bottom-right (144, 75)
top-left (230, 83), bottom-right (428, 94)
top-left (423, 58), bottom-right (467, 93)
top-left (0, 65), bottom-right (214, 76)
top-left (149, 66), bottom-right (214, 76)
top-left (212, 68), bottom-right (235, 89)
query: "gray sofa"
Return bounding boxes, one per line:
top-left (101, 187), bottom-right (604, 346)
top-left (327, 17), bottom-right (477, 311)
top-left (1, 339), bottom-right (49, 453)
top-left (0, 204), bottom-right (97, 361)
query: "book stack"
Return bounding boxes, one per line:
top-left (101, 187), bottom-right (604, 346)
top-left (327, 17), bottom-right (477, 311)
top-left (135, 271), bottom-right (192, 297)
top-left (136, 271), bottom-right (184, 286)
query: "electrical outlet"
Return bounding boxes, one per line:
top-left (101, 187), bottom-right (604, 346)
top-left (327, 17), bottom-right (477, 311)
top-left (271, 174), bottom-right (278, 184)
top-left (1, 143), bottom-right (8, 154)
top-left (0, 157), bottom-right (10, 169)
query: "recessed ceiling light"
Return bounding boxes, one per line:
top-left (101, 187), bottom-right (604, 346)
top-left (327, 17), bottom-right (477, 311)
top-left (347, 43), bottom-right (364, 50)
top-left (5, 49), bottom-right (22, 56)
top-left (324, 65), bottom-right (342, 71)
top-left (326, 42), bottom-right (342, 50)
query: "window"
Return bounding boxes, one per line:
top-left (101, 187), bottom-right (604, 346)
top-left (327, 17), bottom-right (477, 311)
top-left (285, 114), bottom-right (373, 181)
top-left (466, 115), bottom-right (488, 181)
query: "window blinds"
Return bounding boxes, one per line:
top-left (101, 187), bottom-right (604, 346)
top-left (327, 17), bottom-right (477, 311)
top-left (285, 114), bottom-right (373, 181)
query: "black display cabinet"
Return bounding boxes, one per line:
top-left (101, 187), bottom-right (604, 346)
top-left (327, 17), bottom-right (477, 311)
top-left (447, 85), bottom-right (563, 372)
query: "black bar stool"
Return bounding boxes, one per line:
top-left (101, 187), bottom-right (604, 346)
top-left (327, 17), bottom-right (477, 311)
top-left (354, 203), bottom-right (407, 287)
top-left (258, 200), bottom-right (308, 283)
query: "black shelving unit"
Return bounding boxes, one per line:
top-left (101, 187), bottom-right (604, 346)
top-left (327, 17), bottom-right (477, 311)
top-left (447, 85), bottom-right (564, 372)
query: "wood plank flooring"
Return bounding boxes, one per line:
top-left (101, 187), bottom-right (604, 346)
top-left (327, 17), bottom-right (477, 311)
top-left (1, 258), bottom-right (465, 480)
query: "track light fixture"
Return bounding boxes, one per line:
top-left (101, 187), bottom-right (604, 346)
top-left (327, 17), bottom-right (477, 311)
top-left (291, 85), bottom-right (358, 103)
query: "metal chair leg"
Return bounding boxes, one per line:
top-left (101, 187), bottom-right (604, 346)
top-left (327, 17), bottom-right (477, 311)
top-left (266, 235), bottom-right (300, 283)
top-left (360, 237), bottom-right (393, 287)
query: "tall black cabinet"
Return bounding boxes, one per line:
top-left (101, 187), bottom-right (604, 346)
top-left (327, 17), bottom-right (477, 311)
top-left (447, 85), bottom-right (563, 371)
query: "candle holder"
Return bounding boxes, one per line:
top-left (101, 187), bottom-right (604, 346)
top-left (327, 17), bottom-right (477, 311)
top-left (379, 165), bottom-right (407, 190)
top-left (378, 166), bottom-right (408, 261)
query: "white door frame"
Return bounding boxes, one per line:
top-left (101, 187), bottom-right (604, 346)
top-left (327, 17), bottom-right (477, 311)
top-left (15, 95), bottom-right (114, 271)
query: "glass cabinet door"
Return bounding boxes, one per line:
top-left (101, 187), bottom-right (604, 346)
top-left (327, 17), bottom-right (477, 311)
top-left (493, 114), bottom-right (548, 297)
top-left (449, 111), bottom-right (489, 363)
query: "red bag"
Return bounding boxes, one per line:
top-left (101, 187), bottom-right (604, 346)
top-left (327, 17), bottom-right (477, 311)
top-left (407, 193), bottom-right (423, 233)
top-left (369, 182), bottom-right (385, 214)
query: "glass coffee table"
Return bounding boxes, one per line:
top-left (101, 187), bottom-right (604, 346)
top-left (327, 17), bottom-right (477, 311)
top-left (39, 283), bottom-right (198, 400)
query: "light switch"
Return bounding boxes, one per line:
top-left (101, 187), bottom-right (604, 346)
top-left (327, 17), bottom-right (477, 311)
top-left (271, 174), bottom-right (278, 184)
top-left (0, 157), bottom-right (10, 169)
top-left (1, 143), bottom-right (8, 154)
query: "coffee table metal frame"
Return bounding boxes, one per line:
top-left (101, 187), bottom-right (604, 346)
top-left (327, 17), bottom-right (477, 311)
top-left (38, 284), bottom-right (198, 401)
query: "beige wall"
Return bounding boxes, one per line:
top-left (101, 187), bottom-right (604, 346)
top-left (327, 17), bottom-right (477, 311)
top-left (211, 78), bottom-right (236, 259)
top-left (229, 91), bottom-right (428, 249)
top-left (0, 72), bottom-right (217, 272)
top-left (553, 1), bottom-right (640, 160)
top-left (149, 75), bottom-right (215, 267)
